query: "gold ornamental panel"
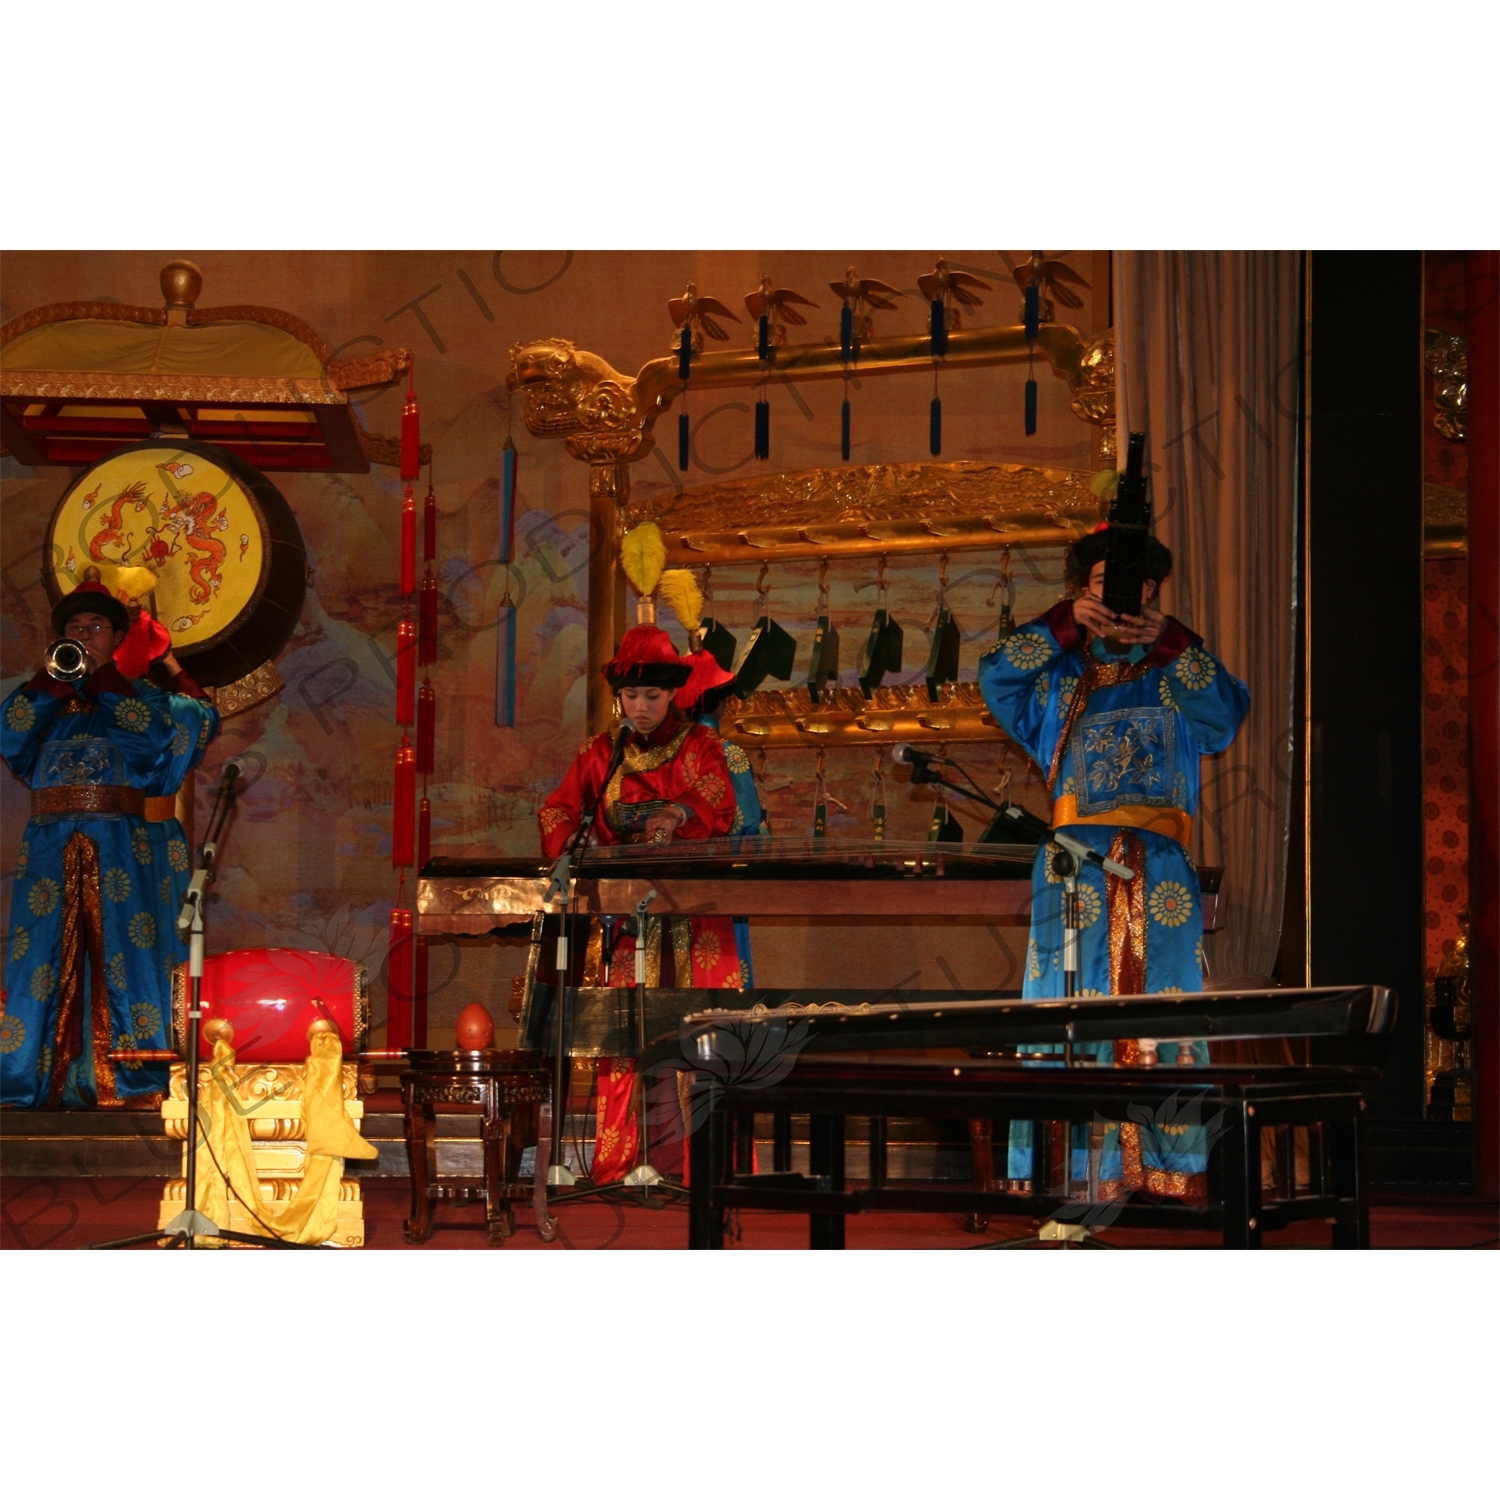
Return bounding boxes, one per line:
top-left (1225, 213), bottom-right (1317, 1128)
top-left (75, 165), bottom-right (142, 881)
top-left (628, 460), bottom-right (1101, 566)
top-left (724, 681), bottom-right (1004, 749)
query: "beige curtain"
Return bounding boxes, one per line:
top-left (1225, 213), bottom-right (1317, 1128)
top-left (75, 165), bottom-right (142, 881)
top-left (1115, 252), bottom-right (1301, 979)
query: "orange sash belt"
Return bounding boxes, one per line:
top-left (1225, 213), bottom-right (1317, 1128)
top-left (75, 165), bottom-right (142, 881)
top-left (1051, 795), bottom-right (1192, 849)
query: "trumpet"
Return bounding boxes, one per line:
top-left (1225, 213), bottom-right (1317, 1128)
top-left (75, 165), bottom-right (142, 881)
top-left (45, 638), bottom-right (90, 682)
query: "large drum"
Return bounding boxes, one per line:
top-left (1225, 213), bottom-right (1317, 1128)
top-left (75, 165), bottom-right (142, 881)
top-left (44, 439), bottom-right (307, 688)
top-left (171, 948), bottom-right (369, 1062)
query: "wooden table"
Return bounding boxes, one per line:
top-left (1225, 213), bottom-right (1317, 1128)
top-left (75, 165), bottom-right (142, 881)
top-left (688, 1057), bottom-right (1375, 1250)
top-left (400, 1049), bottom-right (549, 1245)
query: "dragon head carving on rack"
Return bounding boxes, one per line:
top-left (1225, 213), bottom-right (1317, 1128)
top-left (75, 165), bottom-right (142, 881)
top-left (507, 337), bottom-right (644, 438)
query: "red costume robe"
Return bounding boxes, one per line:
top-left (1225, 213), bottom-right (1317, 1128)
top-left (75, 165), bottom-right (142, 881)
top-left (538, 709), bottom-right (742, 1182)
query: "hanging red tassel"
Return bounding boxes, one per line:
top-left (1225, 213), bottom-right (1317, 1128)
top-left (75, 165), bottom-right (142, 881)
top-left (423, 477), bottom-right (437, 562)
top-left (387, 902), bottom-right (413, 1050)
top-left (417, 678), bottom-right (435, 773)
top-left (413, 935), bottom-right (429, 1049)
top-left (418, 794), bottom-right (432, 867)
top-left (418, 568), bottom-right (438, 665)
top-left (400, 486), bottom-right (417, 598)
top-left (392, 736), bottom-right (416, 867)
top-left (400, 367), bottom-right (421, 481)
top-left (395, 614), bottom-right (416, 726)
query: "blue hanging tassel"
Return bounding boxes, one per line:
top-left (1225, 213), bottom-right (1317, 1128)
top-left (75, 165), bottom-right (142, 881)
top-left (1025, 378), bottom-right (1038, 435)
top-left (499, 437), bottom-right (517, 564)
top-left (758, 314), bottom-right (771, 361)
top-left (840, 304), bottom-right (853, 362)
top-left (930, 298), bottom-right (947, 358)
top-left (495, 603), bottom-right (517, 728)
top-left (841, 398), bottom-right (851, 460)
top-left (755, 398), bottom-right (770, 460)
top-left (678, 411), bottom-right (690, 471)
top-left (678, 324), bottom-right (692, 382)
top-left (929, 396), bottom-right (942, 456)
top-left (1024, 284), bottom-right (1040, 340)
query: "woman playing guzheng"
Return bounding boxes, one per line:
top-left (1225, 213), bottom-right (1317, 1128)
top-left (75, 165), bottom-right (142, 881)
top-left (537, 622), bottom-right (742, 1183)
top-left (977, 528), bottom-right (1250, 1201)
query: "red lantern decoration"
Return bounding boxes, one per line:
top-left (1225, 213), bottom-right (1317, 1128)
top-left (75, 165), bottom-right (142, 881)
top-left (418, 568), bottom-right (438, 665)
top-left (400, 486), bottom-right (417, 598)
top-left (417, 794), bottom-right (432, 868)
top-left (387, 903), bottom-right (413, 1050)
top-left (395, 615), bottom-right (416, 726)
top-left (423, 477), bottom-right (437, 561)
top-left (400, 367), bottom-right (421, 481)
top-left (392, 737), bottom-right (416, 868)
top-left (413, 937), bottom-right (429, 1049)
top-left (416, 678), bottom-right (435, 773)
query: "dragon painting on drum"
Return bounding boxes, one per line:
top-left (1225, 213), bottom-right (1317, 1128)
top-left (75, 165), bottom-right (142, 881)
top-left (42, 441), bottom-right (307, 690)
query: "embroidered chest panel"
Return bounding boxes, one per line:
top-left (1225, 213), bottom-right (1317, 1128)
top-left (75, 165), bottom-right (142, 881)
top-left (36, 736), bottom-right (127, 790)
top-left (1069, 706), bottom-right (1177, 815)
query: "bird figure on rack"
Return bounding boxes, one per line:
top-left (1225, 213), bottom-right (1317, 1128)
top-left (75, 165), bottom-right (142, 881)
top-left (1010, 251), bottom-right (1090, 323)
top-left (668, 281), bottom-right (742, 354)
top-left (828, 265), bottom-right (905, 342)
top-left (744, 276), bottom-right (820, 348)
top-left (917, 258), bottom-right (991, 331)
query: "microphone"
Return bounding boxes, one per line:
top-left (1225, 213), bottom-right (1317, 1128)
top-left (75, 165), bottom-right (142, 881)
top-left (602, 717), bottom-right (638, 779)
top-left (892, 742), bottom-right (945, 769)
top-left (542, 718), bottom-right (639, 905)
top-left (892, 742), bottom-right (944, 784)
top-left (993, 803), bottom-right (1135, 881)
top-left (218, 758), bottom-right (243, 792)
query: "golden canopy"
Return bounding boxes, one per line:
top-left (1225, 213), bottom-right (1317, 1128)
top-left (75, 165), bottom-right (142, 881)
top-left (1, 260), bottom-right (422, 472)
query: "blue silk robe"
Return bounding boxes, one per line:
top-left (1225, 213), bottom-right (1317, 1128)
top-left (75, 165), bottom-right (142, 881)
top-left (1, 663), bottom-right (219, 1106)
top-left (977, 600), bottom-right (1250, 1193)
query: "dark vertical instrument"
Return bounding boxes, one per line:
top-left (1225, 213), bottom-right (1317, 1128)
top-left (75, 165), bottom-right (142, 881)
top-left (1102, 431), bottom-right (1151, 619)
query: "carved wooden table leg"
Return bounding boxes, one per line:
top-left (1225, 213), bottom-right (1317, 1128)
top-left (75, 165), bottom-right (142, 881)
top-left (808, 1113), bottom-right (845, 1249)
top-left (404, 1094), bottom-right (436, 1244)
top-left (483, 1108), bottom-right (513, 1244)
top-left (966, 1117), bottom-right (994, 1233)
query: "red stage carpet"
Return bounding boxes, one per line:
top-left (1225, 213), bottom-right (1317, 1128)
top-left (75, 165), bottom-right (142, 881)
top-left (2, 1176), bottom-right (1495, 1250)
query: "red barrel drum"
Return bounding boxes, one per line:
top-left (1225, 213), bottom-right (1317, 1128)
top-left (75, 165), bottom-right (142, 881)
top-left (171, 948), bottom-right (369, 1061)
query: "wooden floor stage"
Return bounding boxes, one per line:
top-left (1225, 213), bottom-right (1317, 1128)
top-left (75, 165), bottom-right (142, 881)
top-left (2, 1173), bottom-right (1493, 1252)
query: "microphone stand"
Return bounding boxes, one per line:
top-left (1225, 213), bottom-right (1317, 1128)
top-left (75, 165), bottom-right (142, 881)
top-left (899, 752), bottom-right (1134, 887)
top-left (900, 754), bottom-right (1127, 1250)
top-left (90, 766), bottom-right (310, 1248)
top-left (539, 724), bottom-right (634, 1191)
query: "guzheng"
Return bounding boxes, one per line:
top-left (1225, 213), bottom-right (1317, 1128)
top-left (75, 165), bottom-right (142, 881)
top-left (518, 983), bottom-right (1395, 1072)
top-left (679, 985), bottom-right (1397, 1071)
top-left (419, 836), bottom-right (1040, 933)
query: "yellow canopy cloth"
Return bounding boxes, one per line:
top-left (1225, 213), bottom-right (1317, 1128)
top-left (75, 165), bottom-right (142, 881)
top-left (193, 1032), bottom-right (378, 1246)
top-left (2, 319), bottom-right (326, 380)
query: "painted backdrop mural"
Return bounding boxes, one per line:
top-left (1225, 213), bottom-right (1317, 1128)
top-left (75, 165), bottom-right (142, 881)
top-left (2, 251), bottom-right (1114, 1041)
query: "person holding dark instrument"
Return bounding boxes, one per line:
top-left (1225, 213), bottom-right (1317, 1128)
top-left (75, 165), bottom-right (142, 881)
top-left (536, 623), bottom-right (741, 1182)
top-left (1, 579), bottom-right (219, 1107)
top-left (977, 517), bottom-right (1249, 1200)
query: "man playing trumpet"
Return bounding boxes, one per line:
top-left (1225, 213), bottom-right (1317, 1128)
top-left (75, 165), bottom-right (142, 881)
top-left (1, 580), bottom-right (219, 1107)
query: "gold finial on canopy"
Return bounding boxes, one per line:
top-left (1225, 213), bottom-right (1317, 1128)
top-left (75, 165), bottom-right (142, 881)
top-left (160, 259), bottom-right (203, 322)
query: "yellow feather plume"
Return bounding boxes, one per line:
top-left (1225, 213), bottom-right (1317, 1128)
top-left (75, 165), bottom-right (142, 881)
top-left (657, 569), bottom-right (703, 633)
top-left (93, 563), bottom-right (158, 602)
top-left (620, 523), bottom-right (666, 597)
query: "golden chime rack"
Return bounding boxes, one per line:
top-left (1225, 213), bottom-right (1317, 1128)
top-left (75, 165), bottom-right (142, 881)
top-left (506, 266), bottom-right (1115, 743)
